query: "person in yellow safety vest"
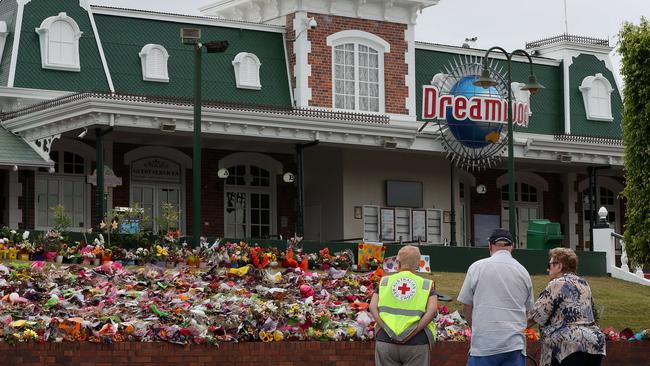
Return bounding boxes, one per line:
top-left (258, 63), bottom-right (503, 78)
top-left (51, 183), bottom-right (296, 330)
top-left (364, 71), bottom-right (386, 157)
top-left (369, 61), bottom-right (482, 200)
top-left (369, 245), bottom-right (438, 366)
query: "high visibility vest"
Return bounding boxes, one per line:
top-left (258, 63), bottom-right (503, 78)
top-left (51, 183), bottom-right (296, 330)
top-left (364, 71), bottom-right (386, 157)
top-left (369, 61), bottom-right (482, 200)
top-left (378, 271), bottom-right (437, 344)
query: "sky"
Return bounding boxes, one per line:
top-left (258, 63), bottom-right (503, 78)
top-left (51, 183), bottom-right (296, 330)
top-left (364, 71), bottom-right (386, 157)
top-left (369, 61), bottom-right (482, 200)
top-left (92, 0), bottom-right (650, 84)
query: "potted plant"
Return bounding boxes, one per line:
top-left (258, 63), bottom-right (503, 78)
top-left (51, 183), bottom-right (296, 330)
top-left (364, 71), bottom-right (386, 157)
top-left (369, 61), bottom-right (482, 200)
top-left (56, 243), bottom-right (67, 264)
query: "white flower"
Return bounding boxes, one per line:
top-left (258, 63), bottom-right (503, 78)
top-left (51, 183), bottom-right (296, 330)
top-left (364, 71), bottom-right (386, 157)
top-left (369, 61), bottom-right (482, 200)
top-left (98, 234), bottom-right (105, 244)
top-left (10, 230), bottom-right (16, 234)
top-left (22, 231), bottom-right (30, 240)
top-left (0, 239), bottom-right (4, 244)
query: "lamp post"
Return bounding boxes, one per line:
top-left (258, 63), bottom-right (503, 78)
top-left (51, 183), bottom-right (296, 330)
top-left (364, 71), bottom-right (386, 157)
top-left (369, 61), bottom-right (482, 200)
top-left (473, 47), bottom-right (544, 245)
top-left (182, 28), bottom-right (229, 247)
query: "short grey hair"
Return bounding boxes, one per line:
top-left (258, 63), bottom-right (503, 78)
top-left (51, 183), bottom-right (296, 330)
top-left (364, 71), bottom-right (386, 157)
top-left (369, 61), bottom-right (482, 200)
top-left (397, 245), bottom-right (421, 271)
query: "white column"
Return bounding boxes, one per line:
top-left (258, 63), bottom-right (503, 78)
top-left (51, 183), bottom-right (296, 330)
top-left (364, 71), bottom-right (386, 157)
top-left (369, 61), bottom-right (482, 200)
top-left (292, 11), bottom-right (312, 107)
top-left (562, 52), bottom-right (572, 134)
top-left (592, 227), bottom-right (615, 273)
top-left (8, 170), bottom-right (22, 228)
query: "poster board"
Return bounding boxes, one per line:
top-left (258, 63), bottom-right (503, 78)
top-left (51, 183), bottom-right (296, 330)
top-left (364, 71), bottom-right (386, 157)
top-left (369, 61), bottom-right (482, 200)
top-left (473, 214), bottom-right (500, 247)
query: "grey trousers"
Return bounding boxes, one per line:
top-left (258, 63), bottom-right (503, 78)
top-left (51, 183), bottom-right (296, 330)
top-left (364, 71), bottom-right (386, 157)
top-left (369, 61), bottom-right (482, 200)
top-left (375, 342), bottom-right (431, 366)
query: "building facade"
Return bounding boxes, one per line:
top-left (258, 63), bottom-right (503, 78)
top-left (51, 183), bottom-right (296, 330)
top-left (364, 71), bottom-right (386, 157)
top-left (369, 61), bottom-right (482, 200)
top-left (0, 0), bottom-right (624, 250)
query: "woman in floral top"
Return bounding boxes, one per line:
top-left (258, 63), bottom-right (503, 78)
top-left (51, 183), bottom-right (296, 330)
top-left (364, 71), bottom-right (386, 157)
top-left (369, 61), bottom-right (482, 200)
top-left (528, 248), bottom-right (606, 366)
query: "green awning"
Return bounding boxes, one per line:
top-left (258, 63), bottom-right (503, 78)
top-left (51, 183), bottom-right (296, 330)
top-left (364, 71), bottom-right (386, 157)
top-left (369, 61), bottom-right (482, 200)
top-left (0, 127), bottom-right (53, 168)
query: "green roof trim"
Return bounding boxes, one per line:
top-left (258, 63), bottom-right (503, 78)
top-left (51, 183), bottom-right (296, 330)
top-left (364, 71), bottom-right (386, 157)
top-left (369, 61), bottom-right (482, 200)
top-left (93, 14), bottom-right (292, 107)
top-left (569, 54), bottom-right (623, 139)
top-left (415, 48), bottom-right (564, 135)
top-left (0, 126), bottom-right (51, 167)
top-left (0, 0), bottom-right (18, 86)
top-left (13, 0), bottom-right (110, 92)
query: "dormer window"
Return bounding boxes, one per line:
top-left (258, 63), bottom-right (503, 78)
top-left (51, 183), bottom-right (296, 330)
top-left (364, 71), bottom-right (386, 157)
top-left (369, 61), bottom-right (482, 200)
top-left (232, 52), bottom-right (262, 90)
top-left (139, 44), bottom-right (170, 82)
top-left (35, 13), bottom-right (82, 72)
top-left (579, 73), bottom-right (614, 122)
top-left (326, 30), bottom-right (389, 113)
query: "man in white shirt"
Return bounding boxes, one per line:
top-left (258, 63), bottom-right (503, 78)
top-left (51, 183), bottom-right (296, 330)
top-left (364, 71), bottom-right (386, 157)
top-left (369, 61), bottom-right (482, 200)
top-left (458, 228), bottom-right (534, 366)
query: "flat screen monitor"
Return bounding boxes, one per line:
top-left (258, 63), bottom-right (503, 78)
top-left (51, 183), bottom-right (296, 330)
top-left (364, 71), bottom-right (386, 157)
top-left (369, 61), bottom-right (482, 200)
top-left (386, 180), bottom-right (423, 208)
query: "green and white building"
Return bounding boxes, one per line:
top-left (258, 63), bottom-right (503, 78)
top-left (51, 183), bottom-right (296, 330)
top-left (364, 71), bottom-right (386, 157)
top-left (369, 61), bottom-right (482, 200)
top-left (0, 0), bottom-right (625, 250)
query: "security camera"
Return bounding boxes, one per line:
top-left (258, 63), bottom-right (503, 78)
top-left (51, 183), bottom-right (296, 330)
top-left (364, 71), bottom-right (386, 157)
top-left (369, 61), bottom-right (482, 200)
top-left (77, 128), bottom-right (88, 139)
top-left (48, 166), bottom-right (55, 174)
top-left (12, 164), bottom-right (18, 172)
top-left (307, 17), bottom-right (317, 30)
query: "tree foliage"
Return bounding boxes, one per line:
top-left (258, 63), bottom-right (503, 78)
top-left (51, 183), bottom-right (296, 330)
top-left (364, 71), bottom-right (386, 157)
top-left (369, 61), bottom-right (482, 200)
top-left (619, 17), bottom-right (650, 266)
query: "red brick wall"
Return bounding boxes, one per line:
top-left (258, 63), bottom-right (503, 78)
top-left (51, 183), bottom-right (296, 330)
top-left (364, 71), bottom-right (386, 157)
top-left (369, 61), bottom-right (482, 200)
top-left (111, 144), bottom-right (296, 238)
top-left (287, 13), bottom-right (409, 114)
top-left (0, 342), bottom-right (646, 366)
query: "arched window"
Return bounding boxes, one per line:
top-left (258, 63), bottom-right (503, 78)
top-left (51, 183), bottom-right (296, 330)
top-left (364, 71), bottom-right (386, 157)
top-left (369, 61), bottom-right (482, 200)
top-left (579, 73), bottom-right (614, 122)
top-left (327, 30), bottom-right (390, 113)
top-left (139, 44), bottom-right (170, 82)
top-left (232, 52), bottom-right (261, 90)
top-left (35, 13), bottom-right (82, 72)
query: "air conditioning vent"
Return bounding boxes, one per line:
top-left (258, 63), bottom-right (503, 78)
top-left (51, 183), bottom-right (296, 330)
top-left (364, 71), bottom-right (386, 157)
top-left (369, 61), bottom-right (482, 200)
top-left (181, 28), bottom-right (201, 45)
top-left (160, 121), bottom-right (176, 132)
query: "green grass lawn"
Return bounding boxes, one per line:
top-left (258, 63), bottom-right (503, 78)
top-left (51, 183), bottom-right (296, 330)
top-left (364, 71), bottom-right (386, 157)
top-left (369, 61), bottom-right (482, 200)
top-left (429, 272), bottom-right (650, 331)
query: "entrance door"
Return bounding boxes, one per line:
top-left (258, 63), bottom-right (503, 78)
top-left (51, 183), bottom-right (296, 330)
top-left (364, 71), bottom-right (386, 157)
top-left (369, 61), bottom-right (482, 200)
top-left (131, 184), bottom-right (181, 232)
top-left (225, 190), bottom-right (272, 238)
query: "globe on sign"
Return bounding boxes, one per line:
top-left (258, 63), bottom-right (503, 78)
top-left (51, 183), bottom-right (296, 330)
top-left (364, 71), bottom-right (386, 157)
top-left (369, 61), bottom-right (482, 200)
top-left (445, 75), bottom-right (504, 149)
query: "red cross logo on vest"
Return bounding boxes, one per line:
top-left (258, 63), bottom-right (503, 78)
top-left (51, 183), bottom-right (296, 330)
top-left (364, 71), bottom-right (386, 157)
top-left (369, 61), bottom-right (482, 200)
top-left (391, 277), bottom-right (417, 301)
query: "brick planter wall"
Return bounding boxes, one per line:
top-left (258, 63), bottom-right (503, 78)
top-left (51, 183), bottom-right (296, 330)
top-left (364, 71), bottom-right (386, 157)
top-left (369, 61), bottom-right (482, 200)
top-left (0, 342), bottom-right (647, 366)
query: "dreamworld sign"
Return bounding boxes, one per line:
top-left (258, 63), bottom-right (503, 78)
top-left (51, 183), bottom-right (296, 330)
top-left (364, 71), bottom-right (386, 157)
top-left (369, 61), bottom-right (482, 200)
top-left (422, 82), bottom-right (530, 127)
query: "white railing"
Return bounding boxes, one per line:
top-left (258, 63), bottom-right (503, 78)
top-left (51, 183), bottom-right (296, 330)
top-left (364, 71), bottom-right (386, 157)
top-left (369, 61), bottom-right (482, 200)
top-left (594, 228), bottom-right (650, 286)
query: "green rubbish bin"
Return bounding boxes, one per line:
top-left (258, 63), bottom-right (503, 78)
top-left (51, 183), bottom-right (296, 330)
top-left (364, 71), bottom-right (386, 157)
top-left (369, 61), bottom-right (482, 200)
top-left (526, 219), bottom-right (565, 249)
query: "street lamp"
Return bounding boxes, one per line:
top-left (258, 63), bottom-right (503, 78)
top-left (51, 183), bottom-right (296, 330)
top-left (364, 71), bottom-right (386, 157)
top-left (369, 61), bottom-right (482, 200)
top-left (182, 28), bottom-right (229, 247)
top-left (473, 47), bottom-right (544, 246)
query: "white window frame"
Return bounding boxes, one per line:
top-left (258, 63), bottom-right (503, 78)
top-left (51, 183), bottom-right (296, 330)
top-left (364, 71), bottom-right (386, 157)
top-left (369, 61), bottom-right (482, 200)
top-left (232, 52), bottom-right (262, 90)
top-left (139, 44), bottom-right (170, 83)
top-left (35, 12), bottom-right (82, 72)
top-left (579, 73), bottom-right (614, 122)
top-left (326, 30), bottom-right (390, 114)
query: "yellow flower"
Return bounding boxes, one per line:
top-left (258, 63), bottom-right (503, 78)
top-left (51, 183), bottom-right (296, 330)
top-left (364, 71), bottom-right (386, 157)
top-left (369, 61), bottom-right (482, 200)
top-left (273, 330), bottom-right (284, 341)
top-left (325, 329), bottom-right (335, 339)
top-left (259, 330), bottom-right (273, 342)
top-left (347, 327), bottom-right (356, 337)
top-left (22, 329), bottom-right (38, 340)
top-left (155, 245), bottom-right (168, 257)
top-left (313, 329), bottom-right (322, 338)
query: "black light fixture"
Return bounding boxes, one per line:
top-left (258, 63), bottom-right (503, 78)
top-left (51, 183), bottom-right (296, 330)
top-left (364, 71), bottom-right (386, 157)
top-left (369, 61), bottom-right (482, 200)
top-left (204, 40), bottom-right (229, 54)
top-left (521, 74), bottom-right (545, 94)
top-left (473, 67), bottom-right (497, 88)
